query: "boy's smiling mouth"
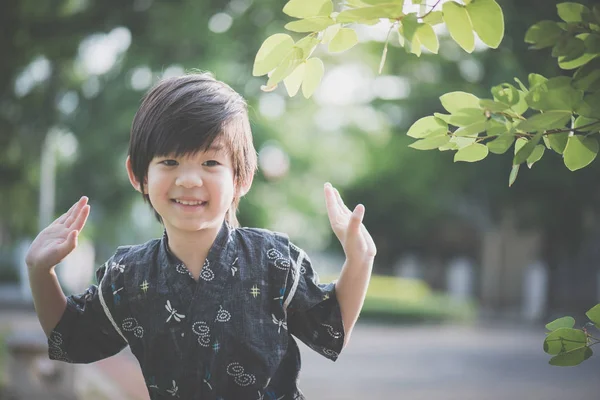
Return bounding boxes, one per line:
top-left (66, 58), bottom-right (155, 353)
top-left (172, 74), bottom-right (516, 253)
top-left (172, 199), bottom-right (207, 206)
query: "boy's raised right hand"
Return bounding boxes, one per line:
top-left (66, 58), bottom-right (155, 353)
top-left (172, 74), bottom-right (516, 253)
top-left (25, 196), bottom-right (90, 272)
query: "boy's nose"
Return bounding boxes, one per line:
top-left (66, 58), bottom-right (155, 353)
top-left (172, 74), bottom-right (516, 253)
top-left (175, 171), bottom-right (203, 188)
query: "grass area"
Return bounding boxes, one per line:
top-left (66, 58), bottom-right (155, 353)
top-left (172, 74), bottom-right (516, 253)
top-left (324, 274), bottom-right (477, 324)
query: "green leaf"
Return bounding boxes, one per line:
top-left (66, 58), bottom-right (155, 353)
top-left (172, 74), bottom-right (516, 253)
top-left (301, 57), bottom-right (324, 98)
top-left (557, 2), bottom-right (591, 23)
top-left (454, 120), bottom-right (486, 137)
top-left (283, 0), bottom-right (333, 18)
top-left (552, 37), bottom-right (586, 62)
top-left (514, 130), bottom-right (543, 165)
top-left (253, 34), bottom-right (295, 76)
top-left (407, 116), bottom-right (448, 138)
top-left (416, 23), bottom-right (439, 53)
top-left (454, 143), bottom-right (488, 162)
top-left (267, 47), bottom-right (304, 86)
top-left (573, 58), bottom-right (600, 92)
top-left (440, 92), bottom-right (481, 114)
top-left (547, 132), bottom-right (569, 154)
top-left (450, 136), bottom-right (476, 149)
top-left (546, 316), bottom-right (576, 331)
top-left (283, 63), bottom-right (306, 97)
top-left (585, 33), bottom-right (600, 53)
top-left (563, 135), bottom-right (599, 171)
top-left (409, 135), bottom-right (450, 150)
top-left (465, 0), bottom-right (504, 48)
top-left (422, 11), bottom-right (443, 25)
top-left (517, 111), bottom-right (572, 132)
top-left (525, 77), bottom-right (583, 112)
top-left (294, 35), bottom-right (321, 58)
top-left (336, 4), bottom-right (404, 23)
top-left (543, 327), bottom-right (587, 355)
top-left (439, 141), bottom-right (459, 151)
top-left (577, 91), bottom-right (600, 119)
top-left (528, 73), bottom-right (548, 89)
top-left (448, 108), bottom-right (486, 127)
top-left (491, 83), bottom-right (519, 106)
top-left (328, 28), bottom-right (358, 53)
top-left (527, 144), bottom-right (545, 168)
top-left (443, 1), bottom-right (475, 52)
top-left (511, 90), bottom-right (529, 115)
top-left (574, 116), bottom-right (600, 132)
top-left (514, 77), bottom-right (528, 92)
top-left (525, 21), bottom-right (563, 49)
top-left (322, 24), bottom-right (341, 44)
top-left (285, 16), bottom-right (335, 33)
top-left (549, 347), bottom-right (593, 367)
top-left (586, 304), bottom-right (600, 327)
top-left (508, 164), bottom-right (519, 187)
top-left (480, 99), bottom-right (510, 112)
top-left (487, 133), bottom-right (515, 154)
top-left (558, 34), bottom-right (600, 69)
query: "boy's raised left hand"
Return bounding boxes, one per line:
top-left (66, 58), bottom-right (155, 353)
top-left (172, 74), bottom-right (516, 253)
top-left (324, 183), bottom-right (376, 263)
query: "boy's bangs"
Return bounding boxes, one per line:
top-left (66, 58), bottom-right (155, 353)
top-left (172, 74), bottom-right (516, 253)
top-left (151, 119), bottom-right (224, 159)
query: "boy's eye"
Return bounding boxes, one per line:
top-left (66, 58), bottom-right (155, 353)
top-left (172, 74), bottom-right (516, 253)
top-left (203, 160), bottom-right (220, 167)
top-left (160, 159), bottom-right (178, 166)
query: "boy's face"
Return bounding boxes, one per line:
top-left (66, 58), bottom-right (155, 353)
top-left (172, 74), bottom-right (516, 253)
top-left (131, 139), bottom-right (239, 235)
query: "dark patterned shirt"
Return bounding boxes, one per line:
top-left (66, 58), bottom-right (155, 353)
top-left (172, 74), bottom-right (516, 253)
top-left (48, 221), bottom-right (345, 399)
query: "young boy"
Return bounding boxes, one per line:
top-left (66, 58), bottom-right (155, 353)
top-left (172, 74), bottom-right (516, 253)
top-left (25, 73), bottom-right (376, 399)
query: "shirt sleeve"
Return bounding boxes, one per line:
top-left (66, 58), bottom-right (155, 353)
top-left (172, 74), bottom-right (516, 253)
top-left (48, 252), bottom-right (129, 364)
top-left (283, 242), bottom-right (345, 361)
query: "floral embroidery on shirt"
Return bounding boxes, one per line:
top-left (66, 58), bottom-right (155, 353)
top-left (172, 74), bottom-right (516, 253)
top-left (321, 323), bottom-right (343, 339)
top-left (122, 318), bottom-right (144, 338)
top-left (200, 259), bottom-right (215, 281)
top-left (192, 321), bottom-right (211, 346)
top-left (227, 362), bottom-right (256, 387)
top-left (166, 380), bottom-right (179, 397)
top-left (48, 332), bottom-right (71, 362)
top-left (215, 305), bottom-right (231, 322)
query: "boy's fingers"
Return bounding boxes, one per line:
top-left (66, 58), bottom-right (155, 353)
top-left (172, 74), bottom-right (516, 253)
top-left (334, 188), bottom-right (352, 215)
top-left (65, 197), bottom-right (88, 228)
top-left (349, 204), bottom-right (364, 234)
top-left (56, 200), bottom-right (79, 224)
top-left (71, 205), bottom-right (90, 233)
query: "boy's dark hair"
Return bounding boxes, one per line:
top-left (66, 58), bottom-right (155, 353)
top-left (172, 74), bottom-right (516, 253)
top-left (128, 72), bottom-right (257, 227)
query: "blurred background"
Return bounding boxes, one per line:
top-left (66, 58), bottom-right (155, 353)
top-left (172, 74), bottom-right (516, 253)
top-left (1, 0), bottom-right (600, 398)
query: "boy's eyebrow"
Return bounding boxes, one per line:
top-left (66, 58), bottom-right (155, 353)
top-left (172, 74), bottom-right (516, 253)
top-left (206, 143), bottom-right (224, 152)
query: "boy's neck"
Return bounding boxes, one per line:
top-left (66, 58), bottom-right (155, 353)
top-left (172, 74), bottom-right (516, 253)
top-left (164, 221), bottom-right (223, 280)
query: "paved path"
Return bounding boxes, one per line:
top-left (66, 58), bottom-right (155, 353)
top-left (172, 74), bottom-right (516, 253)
top-left (3, 310), bottom-right (599, 399)
top-left (298, 322), bottom-right (600, 399)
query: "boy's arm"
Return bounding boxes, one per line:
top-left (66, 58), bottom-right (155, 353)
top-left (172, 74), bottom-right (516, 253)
top-left (25, 196), bottom-right (90, 337)
top-left (324, 183), bottom-right (377, 347)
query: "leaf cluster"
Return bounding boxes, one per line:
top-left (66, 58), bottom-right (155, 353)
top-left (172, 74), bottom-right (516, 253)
top-left (543, 304), bottom-right (600, 366)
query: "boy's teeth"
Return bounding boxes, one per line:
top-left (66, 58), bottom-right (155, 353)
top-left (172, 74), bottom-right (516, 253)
top-left (175, 199), bottom-right (204, 206)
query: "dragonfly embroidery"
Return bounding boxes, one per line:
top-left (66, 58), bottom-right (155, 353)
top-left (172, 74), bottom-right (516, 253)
top-left (166, 380), bottom-right (179, 397)
top-left (271, 314), bottom-right (287, 333)
top-left (165, 300), bottom-right (185, 323)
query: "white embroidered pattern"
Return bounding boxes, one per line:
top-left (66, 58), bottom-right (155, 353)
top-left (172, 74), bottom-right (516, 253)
top-left (110, 260), bottom-right (125, 274)
top-left (215, 305), bottom-right (231, 323)
top-left (122, 318), bottom-right (144, 338)
top-left (176, 263), bottom-right (188, 275)
top-left (200, 259), bottom-right (214, 281)
top-left (48, 332), bottom-right (71, 362)
top-left (266, 249), bottom-right (283, 260)
top-left (271, 314), bottom-right (288, 333)
top-left (166, 380), bottom-right (179, 397)
top-left (227, 362), bottom-right (256, 387)
top-left (192, 321), bottom-right (211, 346)
top-left (322, 348), bottom-right (339, 358)
top-left (165, 300), bottom-right (185, 323)
top-left (321, 323), bottom-right (342, 339)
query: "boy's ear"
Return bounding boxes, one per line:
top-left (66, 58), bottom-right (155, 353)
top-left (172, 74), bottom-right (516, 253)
top-left (236, 175), bottom-right (254, 198)
top-left (125, 156), bottom-right (145, 193)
